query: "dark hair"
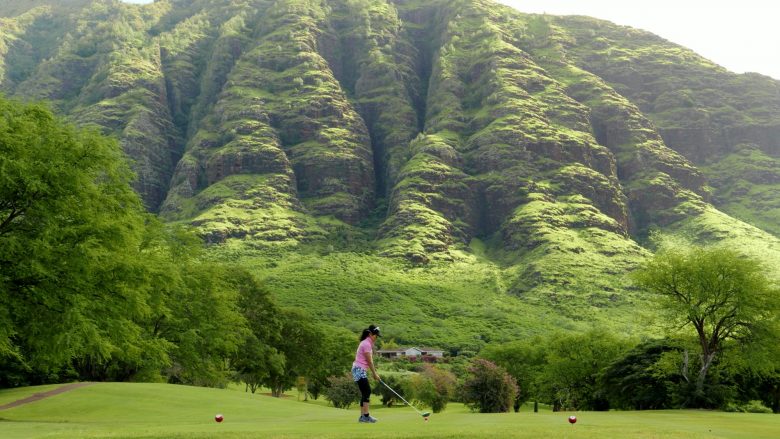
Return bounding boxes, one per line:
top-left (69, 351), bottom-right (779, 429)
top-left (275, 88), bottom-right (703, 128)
top-left (360, 324), bottom-right (381, 341)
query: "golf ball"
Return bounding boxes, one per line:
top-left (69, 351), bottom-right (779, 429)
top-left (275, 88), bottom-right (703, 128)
top-left (215, 414), bottom-right (224, 423)
top-left (568, 415), bottom-right (577, 424)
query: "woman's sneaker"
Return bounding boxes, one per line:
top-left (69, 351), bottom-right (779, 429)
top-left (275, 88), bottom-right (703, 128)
top-left (358, 415), bottom-right (378, 423)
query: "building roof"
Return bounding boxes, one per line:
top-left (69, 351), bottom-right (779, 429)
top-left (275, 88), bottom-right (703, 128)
top-left (376, 346), bottom-right (443, 353)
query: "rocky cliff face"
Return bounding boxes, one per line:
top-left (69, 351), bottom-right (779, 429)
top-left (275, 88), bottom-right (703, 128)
top-left (556, 15), bottom-right (780, 235)
top-left (2, 0), bottom-right (779, 301)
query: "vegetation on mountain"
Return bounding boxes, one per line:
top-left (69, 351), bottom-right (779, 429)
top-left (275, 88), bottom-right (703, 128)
top-left (556, 14), bottom-right (780, 236)
top-left (1, 0), bottom-right (780, 412)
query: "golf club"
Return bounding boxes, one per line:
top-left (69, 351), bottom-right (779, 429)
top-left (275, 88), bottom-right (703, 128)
top-left (379, 379), bottom-right (431, 419)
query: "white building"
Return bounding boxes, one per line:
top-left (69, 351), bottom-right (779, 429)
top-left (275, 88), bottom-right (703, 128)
top-left (418, 347), bottom-right (445, 358)
top-left (376, 347), bottom-right (445, 359)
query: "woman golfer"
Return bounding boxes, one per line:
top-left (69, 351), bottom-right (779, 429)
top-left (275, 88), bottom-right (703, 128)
top-left (353, 324), bottom-right (381, 423)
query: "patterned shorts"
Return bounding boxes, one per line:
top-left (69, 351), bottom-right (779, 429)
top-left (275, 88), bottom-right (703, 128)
top-left (351, 365), bottom-right (368, 382)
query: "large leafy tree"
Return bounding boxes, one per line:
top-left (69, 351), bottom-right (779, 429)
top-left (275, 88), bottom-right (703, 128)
top-left (263, 308), bottom-right (327, 397)
top-left (0, 97), bottom-right (270, 387)
top-left (633, 245), bottom-right (780, 401)
top-left (305, 327), bottom-right (354, 400)
top-left (240, 320), bottom-right (357, 400)
top-left (162, 262), bottom-right (249, 387)
top-left (481, 337), bottom-right (547, 408)
top-left (601, 338), bottom-right (680, 410)
top-left (0, 96), bottom-right (158, 377)
top-left (536, 329), bottom-right (630, 411)
top-left (232, 269), bottom-right (284, 393)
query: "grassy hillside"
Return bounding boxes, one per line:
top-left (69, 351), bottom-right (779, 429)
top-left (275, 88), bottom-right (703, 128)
top-left (1, 383), bottom-right (779, 438)
top-left (225, 243), bottom-right (657, 352)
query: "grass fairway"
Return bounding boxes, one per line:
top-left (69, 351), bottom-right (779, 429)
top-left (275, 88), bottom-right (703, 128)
top-left (1, 383), bottom-right (778, 438)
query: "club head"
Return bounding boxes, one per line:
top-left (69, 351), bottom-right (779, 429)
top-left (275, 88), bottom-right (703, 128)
top-left (421, 412), bottom-right (431, 418)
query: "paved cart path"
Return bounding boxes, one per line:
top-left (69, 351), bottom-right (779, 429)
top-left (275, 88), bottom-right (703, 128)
top-left (0, 382), bottom-right (95, 410)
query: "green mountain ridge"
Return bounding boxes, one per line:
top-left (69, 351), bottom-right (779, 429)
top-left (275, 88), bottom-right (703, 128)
top-left (2, 0), bottom-right (779, 348)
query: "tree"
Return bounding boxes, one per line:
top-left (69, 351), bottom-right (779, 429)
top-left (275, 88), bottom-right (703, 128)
top-left (232, 269), bottom-right (284, 393)
top-left (754, 368), bottom-right (780, 413)
top-left (460, 359), bottom-right (518, 413)
top-left (408, 364), bottom-right (456, 413)
top-left (263, 308), bottom-right (326, 397)
top-left (158, 261), bottom-right (249, 387)
top-left (0, 96), bottom-right (161, 380)
top-left (305, 327), bottom-right (355, 400)
top-left (536, 329), bottom-right (629, 411)
top-left (633, 245), bottom-right (780, 402)
top-left (0, 97), bottom-right (270, 387)
top-left (601, 339), bottom-right (679, 410)
top-left (481, 337), bottom-right (546, 408)
top-left (122, 225), bottom-right (254, 386)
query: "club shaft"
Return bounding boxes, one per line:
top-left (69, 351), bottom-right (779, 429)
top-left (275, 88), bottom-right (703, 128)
top-left (379, 380), bottom-right (423, 415)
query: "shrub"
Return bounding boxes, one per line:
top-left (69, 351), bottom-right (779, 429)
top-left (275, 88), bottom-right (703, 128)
top-left (324, 374), bottom-right (360, 409)
top-left (373, 374), bottom-right (409, 406)
top-left (744, 400), bottom-right (773, 413)
top-left (724, 402), bottom-right (742, 412)
top-left (409, 365), bottom-right (456, 413)
top-left (460, 359), bottom-right (518, 413)
top-left (725, 400), bottom-right (772, 413)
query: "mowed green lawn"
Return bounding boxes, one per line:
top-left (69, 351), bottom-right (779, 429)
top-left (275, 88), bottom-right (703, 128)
top-left (1, 383), bottom-right (778, 438)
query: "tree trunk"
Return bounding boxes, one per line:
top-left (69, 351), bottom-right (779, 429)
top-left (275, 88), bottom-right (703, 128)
top-left (696, 351), bottom-right (716, 395)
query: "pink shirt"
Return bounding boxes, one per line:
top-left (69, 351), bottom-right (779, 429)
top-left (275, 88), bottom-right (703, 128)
top-left (352, 337), bottom-right (374, 369)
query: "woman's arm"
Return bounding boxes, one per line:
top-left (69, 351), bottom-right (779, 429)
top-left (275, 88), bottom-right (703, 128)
top-left (364, 350), bottom-right (380, 380)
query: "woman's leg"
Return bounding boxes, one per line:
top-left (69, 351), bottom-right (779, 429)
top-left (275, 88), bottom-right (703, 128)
top-left (357, 377), bottom-right (371, 415)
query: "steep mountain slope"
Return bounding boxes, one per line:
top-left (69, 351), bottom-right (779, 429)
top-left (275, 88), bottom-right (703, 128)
top-left (1, 0), bottom-right (778, 348)
top-left (0, 0), bottom-right (91, 17)
top-left (555, 15), bottom-right (780, 236)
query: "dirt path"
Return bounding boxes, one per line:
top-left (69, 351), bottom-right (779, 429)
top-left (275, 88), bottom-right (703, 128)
top-left (0, 382), bottom-right (95, 410)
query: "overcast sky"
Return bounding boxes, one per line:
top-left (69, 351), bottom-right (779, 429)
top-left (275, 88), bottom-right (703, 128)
top-left (497, 0), bottom-right (779, 79)
top-left (122, 0), bottom-right (779, 80)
